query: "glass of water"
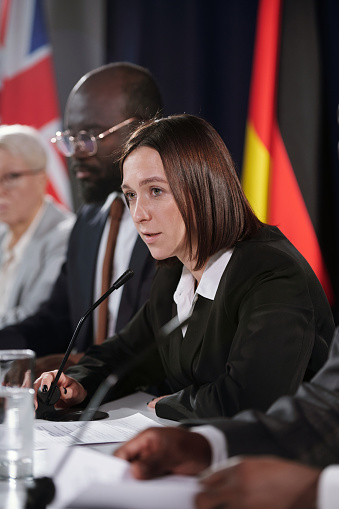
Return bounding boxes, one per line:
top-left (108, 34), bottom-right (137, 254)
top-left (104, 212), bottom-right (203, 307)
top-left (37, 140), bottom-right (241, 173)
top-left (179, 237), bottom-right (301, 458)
top-left (0, 349), bottom-right (35, 480)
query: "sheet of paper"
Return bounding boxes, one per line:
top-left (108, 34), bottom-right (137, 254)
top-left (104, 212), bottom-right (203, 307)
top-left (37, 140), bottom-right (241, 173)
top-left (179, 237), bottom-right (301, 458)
top-left (68, 476), bottom-right (199, 509)
top-left (44, 446), bottom-right (199, 509)
top-left (45, 445), bottom-right (130, 508)
top-left (68, 477), bottom-right (199, 509)
top-left (34, 412), bottom-right (161, 449)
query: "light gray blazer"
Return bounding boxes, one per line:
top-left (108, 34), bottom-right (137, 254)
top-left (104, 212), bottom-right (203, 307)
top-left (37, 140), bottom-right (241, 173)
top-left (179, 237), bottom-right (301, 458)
top-left (0, 197), bottom-right (75, 328)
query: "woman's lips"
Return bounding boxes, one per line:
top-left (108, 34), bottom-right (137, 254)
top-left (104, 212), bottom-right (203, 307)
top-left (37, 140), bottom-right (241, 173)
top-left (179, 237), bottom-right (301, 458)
top-left (141, 232), bottom-right (161, 244)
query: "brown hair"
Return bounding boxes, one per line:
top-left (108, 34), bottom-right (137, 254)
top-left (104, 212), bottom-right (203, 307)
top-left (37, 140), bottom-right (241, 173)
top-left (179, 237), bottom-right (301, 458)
top-left (121, 114), bottom-right (262, 270)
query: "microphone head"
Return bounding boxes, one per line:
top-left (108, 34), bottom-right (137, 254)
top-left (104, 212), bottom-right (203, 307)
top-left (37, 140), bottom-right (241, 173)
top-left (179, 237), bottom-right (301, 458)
top-left (25, 476), bottom-right (56, 509)
top-left (112, 268), bottom-right (134, 290)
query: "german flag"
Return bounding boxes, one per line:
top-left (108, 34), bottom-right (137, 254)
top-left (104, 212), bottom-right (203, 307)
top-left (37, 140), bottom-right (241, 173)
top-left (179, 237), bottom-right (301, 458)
top-left (242, 0), bottom-right (334, 304)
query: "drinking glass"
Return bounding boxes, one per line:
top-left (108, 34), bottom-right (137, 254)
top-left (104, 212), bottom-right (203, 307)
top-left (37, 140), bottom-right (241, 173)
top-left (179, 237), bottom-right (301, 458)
top-left (0, 349), bottom-right (35, 480)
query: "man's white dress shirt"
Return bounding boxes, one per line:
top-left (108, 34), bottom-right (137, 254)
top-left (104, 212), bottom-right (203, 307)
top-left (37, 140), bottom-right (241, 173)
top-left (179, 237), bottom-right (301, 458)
top-left (94, 192), bottom-right (138, 336)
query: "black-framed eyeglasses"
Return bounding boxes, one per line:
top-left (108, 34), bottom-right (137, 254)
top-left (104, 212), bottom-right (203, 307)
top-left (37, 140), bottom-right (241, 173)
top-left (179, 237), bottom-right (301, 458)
top-left (0, 169), bottom-right (44, 190)
top-left (51, 117), bottom-right (138, 157)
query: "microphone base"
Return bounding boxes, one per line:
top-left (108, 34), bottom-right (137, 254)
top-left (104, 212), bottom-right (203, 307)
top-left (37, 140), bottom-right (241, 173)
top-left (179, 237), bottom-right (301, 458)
top-left (39, 408), bottom-right (109, 421)
top-left (36, 388), bottom-right (108, 420)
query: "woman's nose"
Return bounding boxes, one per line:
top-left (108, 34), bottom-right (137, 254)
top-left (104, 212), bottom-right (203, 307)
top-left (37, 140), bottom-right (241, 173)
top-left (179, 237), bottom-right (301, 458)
top-left (132, 197), bottom-right (151, 222)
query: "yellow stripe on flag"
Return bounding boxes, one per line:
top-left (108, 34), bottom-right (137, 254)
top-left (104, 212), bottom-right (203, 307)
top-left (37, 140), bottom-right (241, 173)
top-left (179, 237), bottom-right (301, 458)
top-left (242, 121), bottom-right (270, 222)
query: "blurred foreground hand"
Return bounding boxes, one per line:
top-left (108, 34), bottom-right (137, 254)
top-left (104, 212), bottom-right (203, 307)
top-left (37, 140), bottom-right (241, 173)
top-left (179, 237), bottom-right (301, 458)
top-left (114, 426), bottom-right (211, 479)
top-left (196, 456), bottom-right (320, 509)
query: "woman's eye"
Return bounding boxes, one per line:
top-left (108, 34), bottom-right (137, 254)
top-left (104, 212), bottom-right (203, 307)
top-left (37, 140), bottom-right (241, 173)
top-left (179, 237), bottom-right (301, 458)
top-left (152, 188), bottom-right (162, 197)
top-left (124, 192), bottom-right (136, 202)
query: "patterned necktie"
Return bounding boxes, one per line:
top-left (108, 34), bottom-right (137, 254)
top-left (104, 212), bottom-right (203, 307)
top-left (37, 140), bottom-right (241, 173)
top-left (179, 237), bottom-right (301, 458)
top-left (96, 198), bottom-right (124, 344)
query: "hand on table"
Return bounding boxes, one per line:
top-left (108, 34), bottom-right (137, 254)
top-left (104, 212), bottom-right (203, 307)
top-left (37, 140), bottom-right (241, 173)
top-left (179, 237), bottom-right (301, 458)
top-left (114, 426), bottom-right (212, 479)
top-left (195, 456), bottom-right (320, 509)
top-left (147, 395), bottom-right (168, 408)
top-left (33, 370), bottom-right (87, 410)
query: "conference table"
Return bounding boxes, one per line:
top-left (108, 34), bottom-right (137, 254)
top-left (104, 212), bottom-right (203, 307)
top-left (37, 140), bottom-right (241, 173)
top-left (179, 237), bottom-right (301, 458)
top-left (0, 392), bottom-right (198, 509)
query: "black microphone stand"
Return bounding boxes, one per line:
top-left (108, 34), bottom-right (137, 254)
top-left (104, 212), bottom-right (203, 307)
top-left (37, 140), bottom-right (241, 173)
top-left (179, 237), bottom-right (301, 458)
top-left (35, 269), bottom-right (134, 421)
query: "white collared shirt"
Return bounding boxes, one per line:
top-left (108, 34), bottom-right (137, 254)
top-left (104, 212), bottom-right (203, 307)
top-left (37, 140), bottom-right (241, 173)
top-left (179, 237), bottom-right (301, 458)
top-left (94, 192), bottom-right (138, 336)
top-left (174, 248), bottom-right (233, 335)
top-left (318, 466), bottom-right (339, 509)
top-left (0, 201), bottom-right (46, 316)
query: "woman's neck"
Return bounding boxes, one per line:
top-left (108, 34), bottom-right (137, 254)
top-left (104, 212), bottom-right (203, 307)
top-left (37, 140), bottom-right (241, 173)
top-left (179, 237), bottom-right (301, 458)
top-left (187, 262), bottom-right (207, 288)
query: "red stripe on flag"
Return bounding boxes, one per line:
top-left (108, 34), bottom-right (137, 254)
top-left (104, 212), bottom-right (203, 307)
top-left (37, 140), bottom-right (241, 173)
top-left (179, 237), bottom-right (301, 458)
top-left (269, 121), bottom-right (334, 303)
top-left (248, 0), bottom-right (282, 149)
top-left (0, 0), bottom-right (11, 45)
top-left (1, 56), bottom-right (59, 127)
top-left (45, 179), bottom-right (63, 205)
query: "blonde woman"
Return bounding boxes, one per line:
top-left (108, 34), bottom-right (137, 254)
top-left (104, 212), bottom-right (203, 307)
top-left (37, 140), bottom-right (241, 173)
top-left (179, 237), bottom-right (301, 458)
top-left (0, 124), bottom-right (75, 328)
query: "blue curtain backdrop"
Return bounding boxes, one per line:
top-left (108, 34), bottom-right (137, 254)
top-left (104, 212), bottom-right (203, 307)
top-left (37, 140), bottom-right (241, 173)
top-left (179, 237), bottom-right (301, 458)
top-left (106, 0), bottom-right (339, 316)
top-left (106, 0), bottom-right (259, 174)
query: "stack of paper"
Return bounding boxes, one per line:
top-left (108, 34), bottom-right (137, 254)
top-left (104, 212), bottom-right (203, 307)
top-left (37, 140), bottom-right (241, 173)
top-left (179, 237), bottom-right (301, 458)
top-left (32, 412), bottom-right (200, 508)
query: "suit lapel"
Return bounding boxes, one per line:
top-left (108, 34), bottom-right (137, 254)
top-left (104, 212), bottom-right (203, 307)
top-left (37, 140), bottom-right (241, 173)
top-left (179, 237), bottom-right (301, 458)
top-left (165, 295), bottom-right (213, 389)
top-left (74, 204), bottom-right (109, 309)
top-left (116, 235), bottom-right (152, 330)
top-left (68, 203), bottom-right (109, 346)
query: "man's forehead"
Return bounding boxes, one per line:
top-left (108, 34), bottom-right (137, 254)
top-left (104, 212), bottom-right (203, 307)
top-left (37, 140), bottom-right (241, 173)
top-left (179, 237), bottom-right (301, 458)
top-left (65, 83), bottom-right (125, 129)
top-left (66, 106), bottom-right (124, 132)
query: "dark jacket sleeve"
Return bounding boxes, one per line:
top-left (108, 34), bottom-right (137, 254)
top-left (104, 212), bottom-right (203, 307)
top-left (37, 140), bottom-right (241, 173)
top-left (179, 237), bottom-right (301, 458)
top-left (65, 295), bottom-right (167, 403)
top-left (187, 327), bottom-right (339, 469)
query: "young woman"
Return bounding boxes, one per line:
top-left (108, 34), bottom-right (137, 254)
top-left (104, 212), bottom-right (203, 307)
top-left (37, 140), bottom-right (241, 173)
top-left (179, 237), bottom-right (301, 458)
top-left (34, 114), bottom-right (334, 421)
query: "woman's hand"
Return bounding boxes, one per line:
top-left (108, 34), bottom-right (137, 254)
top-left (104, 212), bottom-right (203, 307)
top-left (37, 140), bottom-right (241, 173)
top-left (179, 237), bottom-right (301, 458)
top-left (147, 395), bottom-right (169, 408)
top-left (33, 370), bottom-right (87, 410)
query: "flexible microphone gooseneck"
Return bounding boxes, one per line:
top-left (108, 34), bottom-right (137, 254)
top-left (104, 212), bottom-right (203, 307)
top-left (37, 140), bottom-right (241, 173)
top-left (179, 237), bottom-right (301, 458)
top-left (26, 311), bottom-right (194, 509)
top-left (35, 268), bottom-right (134, 421)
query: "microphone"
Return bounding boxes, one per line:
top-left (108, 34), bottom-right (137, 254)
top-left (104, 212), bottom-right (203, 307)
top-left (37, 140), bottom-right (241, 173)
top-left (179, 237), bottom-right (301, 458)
top-left (26, 311), bottom-right (194, 509)
top-left (35, 268), bottom-right (134, 421)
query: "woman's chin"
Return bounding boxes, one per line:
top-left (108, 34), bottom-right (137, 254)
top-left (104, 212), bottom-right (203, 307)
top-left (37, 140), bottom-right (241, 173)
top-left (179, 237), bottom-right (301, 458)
top-left (147, 248), bottom-right (171, 261)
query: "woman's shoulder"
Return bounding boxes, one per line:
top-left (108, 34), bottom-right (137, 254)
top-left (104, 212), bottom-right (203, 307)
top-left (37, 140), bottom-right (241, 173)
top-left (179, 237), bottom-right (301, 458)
top-left (236, 225), bottom-right (296, 254)
top-left (231, 224), bottom-right (309, 272)
top-left (246, 224), bottom-right (285, 243)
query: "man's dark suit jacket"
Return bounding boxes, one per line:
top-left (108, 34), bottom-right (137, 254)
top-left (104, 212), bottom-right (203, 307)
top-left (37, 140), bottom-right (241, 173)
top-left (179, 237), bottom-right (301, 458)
top-left (0, 202), bottom-right (156, 356)
top-left (191, 326), bottom-right (339, 469)
top-left (66, 225), bottom-right (335, 422)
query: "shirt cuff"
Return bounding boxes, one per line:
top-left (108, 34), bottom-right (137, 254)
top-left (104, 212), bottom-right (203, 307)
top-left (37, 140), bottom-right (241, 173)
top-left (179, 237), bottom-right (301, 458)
top-left (189, 425), bottom-right (228, 467)
top-left (318, 465), bottom-right (339, 509)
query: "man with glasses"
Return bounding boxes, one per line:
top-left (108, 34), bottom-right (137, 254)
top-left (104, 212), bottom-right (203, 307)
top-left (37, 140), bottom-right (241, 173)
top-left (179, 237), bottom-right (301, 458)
top-left (0, 62), bottom-right (163, 375)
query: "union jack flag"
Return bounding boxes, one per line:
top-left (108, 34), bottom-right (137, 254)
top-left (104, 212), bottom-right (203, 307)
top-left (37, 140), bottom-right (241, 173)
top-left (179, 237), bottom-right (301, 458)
top-left (0, 0), bottom-right (72, 209)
